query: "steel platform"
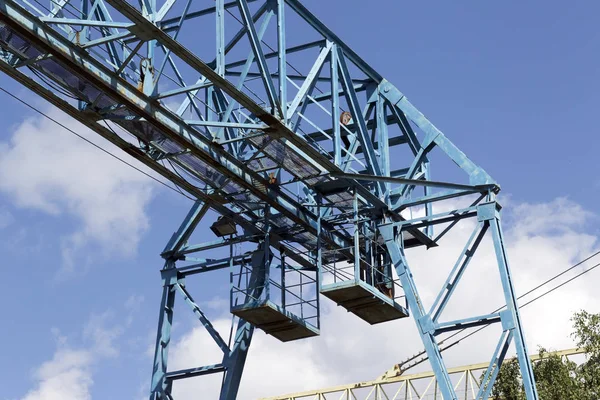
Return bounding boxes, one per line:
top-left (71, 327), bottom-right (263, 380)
top-left (321, 280), bottom-right (409, 325)
top-left (231, 300), bottom-right (320, 342)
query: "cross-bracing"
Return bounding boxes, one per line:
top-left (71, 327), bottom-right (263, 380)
top-left (0, 0), bottom-right (538, 398)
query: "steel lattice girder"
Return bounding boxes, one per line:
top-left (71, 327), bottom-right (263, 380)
top-left (0, 0), bottom-right (537, 399)
top-left (261, 348), bottom-right (584, 400)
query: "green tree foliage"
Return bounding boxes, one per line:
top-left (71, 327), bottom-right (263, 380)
top-left (571, 311), bottom-right (600, 399)
top-left (488, 310), bottom-right (600, 399)
top-left (491, 358), bottom-right (524, 400)
top-left (533, 348), bottom-right (582, 400)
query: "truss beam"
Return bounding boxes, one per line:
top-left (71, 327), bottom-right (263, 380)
top-left (261, 348), bottom-right (584, 400)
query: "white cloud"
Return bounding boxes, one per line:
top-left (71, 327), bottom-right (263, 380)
top-left (19, 314), bottom-right (122, 400)
top-left (16, 296), bottom-right (146, 400)
top-left (0, 106), bottom-right (157, 274)
top-left (160, 197), bottom-right (599, 400)
top-left (510, 197), bottom-right (595, 237)
top-left (21, 348), bottom-right (94, 400)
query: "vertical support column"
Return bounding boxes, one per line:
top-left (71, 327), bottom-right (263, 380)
top-left (150, 201), bottom-right (209, 399)
top-left (463, 368), bottom-right (468, 400)
top-left (330, 44), bottom-right (341, 166)
top-left (77, 0), bottom-right (90, 111)
top-left (281, 251), bottom-right (286, 310)
top-left (485, 203), bottom-right (539, 400)
top-left (83, 1), bottom-right (90, 37)
top-left (316, 194), bottom-right (323, 290)
top-left (423, 161), bottom-right (433, 238)
top-left (264, 205), bottom-right (271, 300)
top-left (379, 224), bottom-right (458, 400)
top-left (384, 249), bottom-right (394, 300)
top-left (353, 187), bottom-right (360, 282)
top-left (149, 266), bottom-right (177, 400)
top-left (219, 317), bottom-right (253, 400)
top-left (220, 244), bottom-right (268, 400)
top-left (376, 93), bottom-right (390, 202)
top-left (144, 0), bottom-right (157, 96)
top-left (276, 0), bottom-right (287, 123)
top-left (362, 219), bottom-right (372, 285)
top-left (216, 0), bottom-right (225, 77)
top-left (316, 194), bottom-right (322, 328)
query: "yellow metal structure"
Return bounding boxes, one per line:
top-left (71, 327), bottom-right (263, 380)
top-left (261, 348), bottom-right (585, 400)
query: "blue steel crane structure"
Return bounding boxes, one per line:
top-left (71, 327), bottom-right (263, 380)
top-left (0, 0), bottom-right (538, 399)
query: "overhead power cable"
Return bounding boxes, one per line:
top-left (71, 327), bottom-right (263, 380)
top-left (399, 250), bottom-right (600, 372)
top-left (0, 85), bottom-right (195, 201)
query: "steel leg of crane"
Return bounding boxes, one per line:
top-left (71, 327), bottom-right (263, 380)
top-left (149, 200), bottom-right (268, 399)
top-left (219, 316), bottom-right (254, 400)
top-left (150, 201), bottom-right (208, 400)
top-left (488, 214), bottom-right (539, 400)
top-left (380, 224), bottom-right (457, 400)
top-left (381, 201), bottom-right (538, 400)
top-left (219, 247), bottom-right (267, 400)
top-left (149, 269), bottom-right (177, 400)
top-left (474, 201), bottom-right (538, 400)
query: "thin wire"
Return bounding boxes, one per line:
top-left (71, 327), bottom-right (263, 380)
top-left (520, 261), bottom-right (600, 308)
top-left (518, 249), bottom-right (600, 301)
top-left (100, 121), bottom-right (202, 200)
top-left (30, 69), bottom-right (80, 100)
top-left (432, 260), bottom-right (600, 360)
top-left (401, 251), bottom-right (600, 371)
top-left (0, 86), bottom-right (195, 200)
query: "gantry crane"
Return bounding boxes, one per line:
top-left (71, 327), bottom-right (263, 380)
top-left (0, 1), bottom-right (538, 399)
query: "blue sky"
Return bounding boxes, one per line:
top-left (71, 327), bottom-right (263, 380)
top-left (0, 1), bottom-right (599, 399)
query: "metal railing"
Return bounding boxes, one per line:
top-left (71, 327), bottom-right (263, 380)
top-left (321, 218), bottom-right (406, 307)
top-left (231, 250), bottom-right (320, 330)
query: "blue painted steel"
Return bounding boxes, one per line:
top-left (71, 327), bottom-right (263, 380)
top-left (429, 222), bottom-right (488, 322)
top-left (433, 313), bottom-right (502, 335)
top-left (0, 0), bottom-right (539, 398)
top-left (162, 200), bottom-right (209, 257)
top-left (276, 0), bottom-right (286, 123)
top-left (478, 330), bottom-right (514, 399)
top-left (487, 207), bottom-right (539, 400)
top-left (220, 245), bottom-right (268, 400)
top-left (330, 44), bottom-right (341, 166)
top-left (376, 88), bottom-right (390, 200)
top-left (215, 0), bottom-right (225, 76)
top-left (286, 43), bottom-right (331, 121)
top-left (149, 204), bottom-right (271, 399)
top-left (175, 282), bottom-right (230, 353)
top-left (337, 47), bottom-right (383, 192)
top-left (380, 224), bottom-right (457, 400)
top-left (237, 0), bottom-right (280, 115)
top-left (149, 268), bottom-right (177, 398)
